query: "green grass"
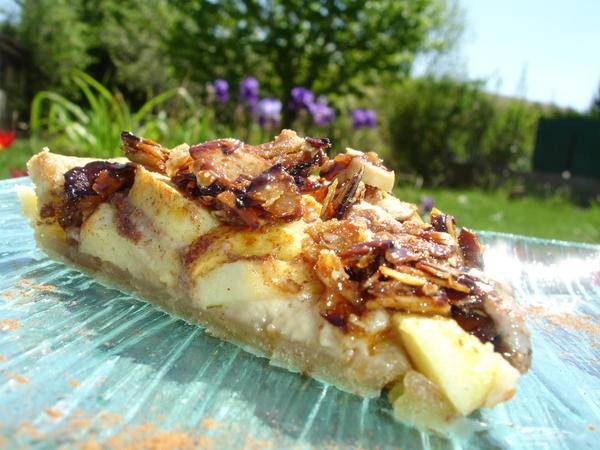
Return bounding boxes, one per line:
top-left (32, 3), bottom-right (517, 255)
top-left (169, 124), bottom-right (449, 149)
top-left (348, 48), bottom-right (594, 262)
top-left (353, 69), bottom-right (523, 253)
top-left (395, 186), bottom-right (600, 244)
top-left (1, 141), bottom-right (598, 244)
top-left (0, 139), bottom-right (40, 179)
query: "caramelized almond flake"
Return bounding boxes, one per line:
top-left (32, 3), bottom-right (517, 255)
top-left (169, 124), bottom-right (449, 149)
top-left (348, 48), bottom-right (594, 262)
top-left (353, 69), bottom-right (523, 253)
top-left (379, 266), bottom-right (427, 286)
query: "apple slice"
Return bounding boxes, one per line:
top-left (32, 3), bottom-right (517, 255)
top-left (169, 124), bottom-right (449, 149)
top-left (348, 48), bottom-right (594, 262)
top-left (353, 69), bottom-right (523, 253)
top-left (393, 314), bottom-right (502, 416)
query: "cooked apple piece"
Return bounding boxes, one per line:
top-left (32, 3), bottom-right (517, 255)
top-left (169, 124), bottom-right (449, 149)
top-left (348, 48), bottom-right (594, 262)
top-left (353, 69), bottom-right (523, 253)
top-left (389, 370), bottom-right (458, 431)
top-left (393, 314), bottom-right (507, 416)
top-left (192, 259), bottom-right (320, 308)
top-left (485, 352), bottom-right (520, 408)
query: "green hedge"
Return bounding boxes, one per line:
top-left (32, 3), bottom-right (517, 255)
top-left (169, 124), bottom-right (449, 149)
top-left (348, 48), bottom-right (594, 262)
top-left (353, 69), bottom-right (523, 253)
top-left (384, 77), bottom-right (545, 187)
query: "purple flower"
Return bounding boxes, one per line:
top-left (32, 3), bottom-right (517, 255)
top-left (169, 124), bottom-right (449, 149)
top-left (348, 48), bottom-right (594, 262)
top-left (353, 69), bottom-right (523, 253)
top-left (351, 109), bottom-right (366, 129)
top-left (289, 87), bottom-right (314, 110)
top-left (212, 79), bottom-right (229, 102)
top-left (351, 108), bottom-right (377, 129)
top-left (256, 98), bottom-right (282, 127)
top-left (239, 77), bottom-right (259, 110)
top-left (363, 109), bottom-right (377, 127)
top-left (419, 196), bottom-right (434, 215)
top-left (309, 100), bottom-right (336, 126)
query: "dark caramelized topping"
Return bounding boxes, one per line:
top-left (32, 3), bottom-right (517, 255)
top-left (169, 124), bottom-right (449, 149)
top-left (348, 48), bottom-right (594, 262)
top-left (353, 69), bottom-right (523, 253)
top-left (305, 136), bottom-right (331, 149)
top-left (304, 204), bottom-right (501, 344)
top-left (58, 162), bottom-right (136, 229)
top-left (458, 227), bottom-right (484, 268)
top-left (451, 305), bottom-right (498, 345)
top-left (64, 161), bottom-right (135, 199)
top-left (120, 131), bottom-right (169, 173)
top-left (338, 240), bottom-right (393, 281)
top-left (245, 164), bottom-right (303, 221)
top-left (190, 138), bottom-right (243, 157)
top-left (320, 298), bottom-right (362, 330)
top-left (171, 172), bottom-right (226, 198)
top-left (190, 138), bottom-right (268, 189)
top-left (430, 209), bottom-right (456, 238)
top-left (319, 153), bottom-right (353, 181)
top-left (121, 130), bottom-right (331, 228)
top-left (320, 168), bottom-right (364, 220)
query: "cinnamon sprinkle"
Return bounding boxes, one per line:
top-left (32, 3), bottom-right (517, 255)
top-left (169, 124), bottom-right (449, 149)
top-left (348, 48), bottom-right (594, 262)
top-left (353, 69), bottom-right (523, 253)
top-left (46, 408), bottom-right (63, 419)
top-left (10, 409), bottom-right (281, 450)
top-left (18, 278), bottom-right (56, 291)
top-left (14, 374), bottom-right (29, 384)
top-left (69, 418), bottom-right (92, 429)
top-left (525, 306), bottom-right (600, 336)
top-left (100, 424), bottom-right (198, 450)
top-left (0, 319), bottom-right (21, 331)
top-left (201, 418), bottom-right (219, 430)
top-left (99, 411), bottom-right (123, 427)
top-left (18, 421), bottom-right (44, 439)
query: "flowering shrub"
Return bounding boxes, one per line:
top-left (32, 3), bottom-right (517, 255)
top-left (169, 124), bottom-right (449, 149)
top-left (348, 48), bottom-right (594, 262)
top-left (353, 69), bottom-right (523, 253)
top-left (351, 109), bottom-right (377, 129)
top-left (289, 87), bottom-right (314, 110)
top-left (26, 71), bottom-right (382, 164)
top-left (419, 195), bottom-right (434, 215)
top-left (308, 100), bottom-right (336, 126)
top-left (211, 79), bottom-right (229, 103)
top-left (239, 77), bottom-right (259, 111)
top-left (256, 98), bottom-right (282, 128)
top-left (209, 78), bottom-right (372, 131)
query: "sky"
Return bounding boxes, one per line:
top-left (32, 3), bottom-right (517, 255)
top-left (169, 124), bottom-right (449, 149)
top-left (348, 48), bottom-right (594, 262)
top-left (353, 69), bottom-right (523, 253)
top-left (1, 0), bottom-right (599, 111)
top-left (460, 0), bottom-right (600, 111)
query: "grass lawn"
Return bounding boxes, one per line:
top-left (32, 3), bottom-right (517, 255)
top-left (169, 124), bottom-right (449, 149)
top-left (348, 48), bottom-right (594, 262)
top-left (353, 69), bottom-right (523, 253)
top-left (1, 141), bottom-right (598, 244)
top-left (395, 186), bottom-right (600, 244)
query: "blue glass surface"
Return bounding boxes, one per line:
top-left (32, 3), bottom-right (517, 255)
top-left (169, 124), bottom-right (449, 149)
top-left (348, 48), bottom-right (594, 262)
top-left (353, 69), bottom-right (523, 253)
top-left (1, 177), bottom-right (599, 449)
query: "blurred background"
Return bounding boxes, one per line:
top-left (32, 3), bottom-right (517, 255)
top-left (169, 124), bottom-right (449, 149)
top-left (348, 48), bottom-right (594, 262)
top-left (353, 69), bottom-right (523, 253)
top-left (0, 0), bottom-right (599, 242)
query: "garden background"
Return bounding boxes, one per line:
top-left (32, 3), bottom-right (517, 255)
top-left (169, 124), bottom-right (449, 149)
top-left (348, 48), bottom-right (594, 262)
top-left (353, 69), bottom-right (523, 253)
top-left (1, 0), bottom-right (599, 242)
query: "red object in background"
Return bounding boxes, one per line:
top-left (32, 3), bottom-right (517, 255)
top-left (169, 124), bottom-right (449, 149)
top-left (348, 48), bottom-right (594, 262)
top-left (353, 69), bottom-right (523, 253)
top-left (10, 169), bottom-right (28, 178)
top-left (0, 130), bottom-right (16, 149)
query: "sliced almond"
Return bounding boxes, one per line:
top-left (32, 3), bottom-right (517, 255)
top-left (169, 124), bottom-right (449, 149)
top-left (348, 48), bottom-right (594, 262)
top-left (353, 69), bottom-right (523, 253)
top-left (348, 157), bottom-right (394, 192)
top-left (379, 266), bottom-right (426, 286)
top-left (367, 295), bottom-right (450, 315)
top-left (335, 148), bottom-right (395, 192)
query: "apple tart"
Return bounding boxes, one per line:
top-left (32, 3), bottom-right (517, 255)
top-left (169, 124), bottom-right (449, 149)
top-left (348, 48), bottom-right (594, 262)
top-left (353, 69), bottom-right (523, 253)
top-left (20, 129), bottom-right (531, 432)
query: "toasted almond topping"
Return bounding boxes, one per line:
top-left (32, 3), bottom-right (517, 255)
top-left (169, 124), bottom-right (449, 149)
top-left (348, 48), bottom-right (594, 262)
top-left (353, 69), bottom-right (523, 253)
top-left (379, 266), bottom-right (427, 286)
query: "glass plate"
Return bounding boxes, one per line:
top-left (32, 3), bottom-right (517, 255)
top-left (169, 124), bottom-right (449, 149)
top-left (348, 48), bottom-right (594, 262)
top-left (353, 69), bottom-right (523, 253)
top-left (1, 177), bottom-right (599, 449)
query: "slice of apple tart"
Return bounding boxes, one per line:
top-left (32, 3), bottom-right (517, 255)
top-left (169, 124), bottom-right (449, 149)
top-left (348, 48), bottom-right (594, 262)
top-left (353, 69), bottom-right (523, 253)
top-left (20, 129), bottom-right (531, 433)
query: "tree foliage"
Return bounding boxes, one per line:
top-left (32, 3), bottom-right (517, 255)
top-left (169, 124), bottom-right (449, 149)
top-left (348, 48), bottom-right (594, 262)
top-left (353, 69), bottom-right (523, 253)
top-left (168, 0), bottom-right (450, 125)
top-left (90, 0), bottom-right (174, 99)
top-left (18, 0), bottom-right (93, 95)
top-left (7, 0), bottom-right (454, 124)
top-left (15, 0), bottom-right (172, 103)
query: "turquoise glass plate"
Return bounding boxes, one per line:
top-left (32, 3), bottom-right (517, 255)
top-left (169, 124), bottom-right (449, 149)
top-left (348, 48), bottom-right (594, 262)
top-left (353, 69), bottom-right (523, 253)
top-left (1, 177), bottom-right (599, 449)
